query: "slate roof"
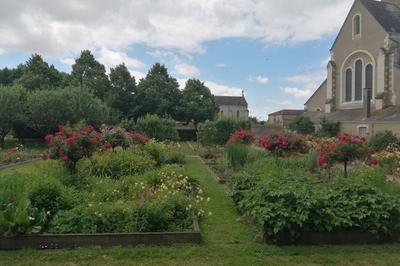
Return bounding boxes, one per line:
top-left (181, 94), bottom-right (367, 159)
top-left (269, 109), bottom-right (304, 116)
top-left (214, 96), bottom-right (248, 107)
top-left (361, 0), bottom-right (400, 34)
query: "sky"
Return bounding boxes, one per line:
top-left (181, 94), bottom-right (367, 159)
top-left (0, 0), bottom-right (355, 120)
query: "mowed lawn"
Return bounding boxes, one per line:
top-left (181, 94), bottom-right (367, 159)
top-left (0, 143), bottom-right (400, 265)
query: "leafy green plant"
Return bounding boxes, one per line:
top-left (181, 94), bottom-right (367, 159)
top-left (0, 201), bottom-right (46, 237)
top-left (316, 117), bottom-right (340, 137)
top-left (198, 119), bottom-right (251, 146)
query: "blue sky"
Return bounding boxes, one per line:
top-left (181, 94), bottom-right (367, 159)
top-left (0, 0), bottom-right (354, 120)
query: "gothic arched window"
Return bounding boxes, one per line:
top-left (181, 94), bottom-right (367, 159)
top-left (365, 64), bottom-right (373, 90)
top-left (345, 68), bottom-right (352, 102)
top-left (353, 15), bottom-right (361, 37)
top-left (355, 59), bottom-right (363, 101)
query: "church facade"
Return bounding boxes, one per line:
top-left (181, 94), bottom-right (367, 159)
top-left (305, 0), bottom-right (400, 136)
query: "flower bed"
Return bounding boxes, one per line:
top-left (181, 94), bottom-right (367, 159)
top-left (228, 155), bottom-right (400, 245)
top-left (0, 125), bottom-right (208, 249)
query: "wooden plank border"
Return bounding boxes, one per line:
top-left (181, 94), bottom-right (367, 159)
top-left (0, 217), bottom-right (201, 250)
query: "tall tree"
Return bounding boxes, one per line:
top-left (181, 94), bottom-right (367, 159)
top-left (179, 79), bottom-right (218, 129)
top-left (16, 54), bottom-right (63, 90)
top-left (70, 50), bottom-right (110, 100)
top-left (135, 63), bottom-right (181, 119)
top-left (0, 86), bottom-right (26, 148)
top-left (107, 63), bottom-right (136, 117)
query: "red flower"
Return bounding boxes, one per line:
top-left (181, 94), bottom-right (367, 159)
top-left (366, 159), bottom-right (378, 166)
top-left (104, 143), bottom-right (112, 149)
top-left (62, 155), bottom-right (69, 161)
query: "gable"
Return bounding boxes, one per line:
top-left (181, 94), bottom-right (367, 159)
top-left (361, 0), bottom-right (400, 34)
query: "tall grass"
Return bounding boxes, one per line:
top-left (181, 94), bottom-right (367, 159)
top-left (226, 143), bottom-right (249, 169)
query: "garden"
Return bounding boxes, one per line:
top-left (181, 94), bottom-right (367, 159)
top-left (0, 124), bottom-right (210, 248)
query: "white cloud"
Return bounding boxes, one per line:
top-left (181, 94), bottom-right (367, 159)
top-left (0, 0), bottom-right (353, 58)
top-left (174, 63), bottom-right (199, 77)
top-left (98, 48), bottom-right (144, 72)
top-left (177, 78), bottom-right (242, 96)
top-left (249, 75), bottom-right (269, 85)
top-left (284, 71), bottom-right (325, 85)
top-left (216, 63), bottom-right (226, 68)
top-left (0, 48), bottom-right (4, 55)
top-left (282, 87), bottom-right (313, 99)
top-left (129, 70), bottom-right (146, 81)
top-left (60, 58), bottom-right (75, 66)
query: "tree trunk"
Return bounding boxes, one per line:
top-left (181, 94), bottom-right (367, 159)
top-left (344, 161), bottom-right (348, 178)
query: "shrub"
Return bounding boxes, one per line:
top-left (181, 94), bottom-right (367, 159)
top-left (288, 116), bottom-right (315, 135)
top-left (100, 126), bottom-right (150, 149)
top-left (227, 129), bottom-right (255, 145)
top-left (45, 125), bottom-right (101, 172)
top-left (226, 143), bottom-right (249, 169)
top-left (198, 119), bottom-right (251, 146)
top-left (259, 132), bottom-right (306, 156)
top-left (143, 141), bottom-right (168, 165)
top-left (29, 179), bottom-right (68, 215)
top-left (136, 114), bottom-right (179, 141)
top-left (316, 117), bottom-right (340, 137)
top-left (78, 147), bottom-right (156, 179)
top-left (368, 130), bottom-right (399, 152)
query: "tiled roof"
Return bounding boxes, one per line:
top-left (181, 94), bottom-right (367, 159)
top-left (305, 79), bottom-right (327, 105)
top-left (269, 109), bottom-right (304, 116)
top-left (361, 0), bottom-right (400, 33)
top-left (214, 96), bottom-right (248, 107)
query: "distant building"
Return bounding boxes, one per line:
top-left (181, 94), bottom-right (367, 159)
top-left (215, 92), bottom-right (249, 121)
top-left (304, 0), bottom-right (400, 137)
top-left (268, 109), bottom-right (304, 128)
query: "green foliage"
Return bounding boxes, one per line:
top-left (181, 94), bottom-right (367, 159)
top-left (0, 201), bottom-right (46, 237)
top-left (143, 141), bottom-right (185, 165)
top-left (226, 143), bottom-right (249, 169)
top-left (316, 117), bottom-right (340, 137)
top-left (368, 130), bottom-right (399, 152)
top-left (26, 87), bottom-right (109, 135)
top-left (134, 63), bottom-right (181, 119)
top-left (107, 64), bottom-right (136, 118)
top-left (178, 79), bottom-right (218, 126)
top-left (198, 119), bottom-right (251, 146)
top-left (136, 114), bottom-right (179, 141)
top-left (15, 54), bottom-right (63, 90)
top-left (288, 116), bottom-right (315, 135)
top-left (78, 147), bottom-right (156, 179)
top-left (29, 179), bottom-right (69, 215)
top-left (0, 85), bottom-right (26, 148)
top-left (70, 50), bottom-right (110, 101)
top-left (119, 117), bottom-right (136, 132)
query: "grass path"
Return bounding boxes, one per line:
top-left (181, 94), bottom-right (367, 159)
top-left (1, 143), bottom-right (400, 265)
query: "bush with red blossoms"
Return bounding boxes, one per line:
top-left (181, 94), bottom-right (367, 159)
top-left (45, 125), bottom-right (101, 172)
top-left (101, 126), bottom-right (150, 149)
top-left (315, 135), bottom-right (375, 177)
top-left (259, 132), bottom-right (306, 156)
top-left (227, 129), bottom-right (256, 145)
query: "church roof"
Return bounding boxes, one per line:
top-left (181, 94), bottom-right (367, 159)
top-left (214, 96), bottom-right (248, 107)
top-left (361, 0), bottom-right (400, 34)
top-left (305, 79), bottom-right (327, 105)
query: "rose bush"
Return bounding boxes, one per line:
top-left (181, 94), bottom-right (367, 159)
top-left (45, 125), bottom-right (101, 172)
top-left (259, 132), bottom-right (305, 156)
top-left (227, 129), bottom-right (255, 145)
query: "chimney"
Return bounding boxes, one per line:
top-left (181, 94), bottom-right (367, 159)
top-left (364, 87), bottom-right (372, 119)
top-left (383, 0), bottom-right (400, 6)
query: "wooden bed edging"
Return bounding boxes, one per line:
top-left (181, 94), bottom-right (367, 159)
top-left (266, 231), bottom-right (400, 245)
top-left (0, 217), bottom-right (201, 250)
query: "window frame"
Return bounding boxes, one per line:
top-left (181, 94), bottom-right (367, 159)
top-left (353, 14), bottom-right (362, 39)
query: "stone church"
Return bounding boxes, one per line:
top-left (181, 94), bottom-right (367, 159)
top-left (305, 0), bottom-right (400, 136)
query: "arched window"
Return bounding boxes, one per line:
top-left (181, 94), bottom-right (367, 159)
top-left (365, 64), bottom-right (373, 90)
top-left (345, 68), bottom-right (352, 102)
top-left (353, 15), bottom-right (361, 37)
top-left (355, 59), bottom-right (363, 101)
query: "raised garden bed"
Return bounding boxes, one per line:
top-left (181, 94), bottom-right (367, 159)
top-left (268, 231), bottom-right (400, 246)
top-left (0, 217), bottom-right (200, 250)
top-left (0, 158), bottom-right (41, 170)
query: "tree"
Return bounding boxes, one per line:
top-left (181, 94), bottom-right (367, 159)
top-left (70, 50), bottom-right (110, 100)
top-left (179, 79), bottom-right (218, 129)
top-left (107, 64), bottom-right (136, 117)
top-left (288, 116), bottom-right (315, 135)
top-left (0, 86), bottom-right (26, 148)
top-left (0, 67), bottom-right (23, 86)
top-left (134, 63), bottom-right (181, 119)
top-left (16, 54), bottom-right (63, 90)
top-left (136, 114), bottom-right (179, 141)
